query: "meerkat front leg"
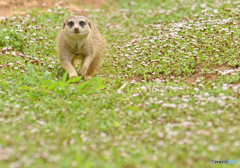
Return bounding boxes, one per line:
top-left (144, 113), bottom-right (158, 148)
top-left (77, 55), bottom-right (93, 78)
top-left (84, 54), bottom-right (102, 80)
top-left (59, 53), bottom-right (77, 78)
top-left (60, 59), bottom-right (78, 78)
top-left (71, 58), bottom-right (77, 68)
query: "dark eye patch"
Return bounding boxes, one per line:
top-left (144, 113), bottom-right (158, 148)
top-left (79, 21), bottom-right (86, 26)
top-left (68, 21), bottom-right (74, 27)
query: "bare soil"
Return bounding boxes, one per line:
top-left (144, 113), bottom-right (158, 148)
top-left (185, 63), bottom-right (234, 85)
top-left (0, 0), bottom-right (106, 18)
top-left (128, 63), bottom-right (238, 84)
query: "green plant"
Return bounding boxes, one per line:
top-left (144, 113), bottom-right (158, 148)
top-left (21, 64), bottom-right (104, 98)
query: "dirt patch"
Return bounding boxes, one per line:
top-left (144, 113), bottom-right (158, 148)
top-left (128, 73), bottom-right (164, 82)
top-left (128, 63), bottom-right (239, 84)
top-left (129, 75), bottom-right (145, 81)
top-left (0, 0), bottom-right (106, 18)
top-left (185, 63), bottom-right (237, 85)
top-left (74, 0), bottom-right (106, 9)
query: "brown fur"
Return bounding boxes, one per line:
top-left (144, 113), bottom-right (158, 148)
top-left (56, 15), bottom-right (106, 80)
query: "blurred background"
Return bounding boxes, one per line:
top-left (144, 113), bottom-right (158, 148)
top-left (0, 0), bottom-right (107, 17)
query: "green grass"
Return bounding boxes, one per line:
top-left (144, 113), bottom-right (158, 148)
top-left (1, 0), bottom-right (240, 167)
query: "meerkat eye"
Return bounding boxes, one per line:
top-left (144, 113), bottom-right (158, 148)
top-left (68, 21), bottom-right (74, 27)
top-left (79, 21), bottom-right (86, 26)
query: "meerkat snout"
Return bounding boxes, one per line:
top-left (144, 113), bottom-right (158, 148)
top-left (74, 27), bottom-right (80, 33)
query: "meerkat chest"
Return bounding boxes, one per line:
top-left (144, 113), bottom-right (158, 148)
top-left (71, 43), bottom-right (84, 55)
top-left (70, 51), bottom-right (83, 62)
top-left (64, 36), bottom-right (88, 57)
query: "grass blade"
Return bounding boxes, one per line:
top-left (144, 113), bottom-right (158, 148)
top-left (47, 81), bottom-right (58, 90)
top-left (66, 76), bottom-right (82, 84)
top-left (24, 76), bottom-right (39, 86)
top-left (43, 71), bottom-right (51, 81)
top-left (62, 71), bottom-right (68, 83)
top-left (27, 64), bottom-right (34, 77)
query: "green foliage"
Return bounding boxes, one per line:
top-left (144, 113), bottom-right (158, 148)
top-left (20, 64), bottom-right (104, 98)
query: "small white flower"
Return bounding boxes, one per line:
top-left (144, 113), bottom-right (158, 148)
top-left (15, 104), bottom-right (20, 108)
top-left (140, 86), bottom-right (146, 90)
top-left (0, 16), bottom-right (6, 20)
top-left (162, 103), bottom-right (176, 108)
top-left (132, 93), bottom-right (139, 97)
top-left (194, 88), bottom-right (199, 91)
top-left (213, 9), bottom-right (218, 13)
top-left (5, 36), bottom-right (9, 39)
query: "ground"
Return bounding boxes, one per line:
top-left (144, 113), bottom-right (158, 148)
top-left (0, 0), bottom-right (105, 17)
top-left (0, 0), bottom-right (240, 168)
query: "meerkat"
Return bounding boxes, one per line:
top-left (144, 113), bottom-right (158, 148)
top-left (56, 15), bottom-right (106, 80)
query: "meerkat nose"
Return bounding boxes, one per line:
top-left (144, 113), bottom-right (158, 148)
top-left (74, 28), bottom-right (79, 32)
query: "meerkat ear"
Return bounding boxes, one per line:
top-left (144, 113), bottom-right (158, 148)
top-left (63, 23), bottom-right (65, 29)
top-left (89, 22), bottom-right (91, 29)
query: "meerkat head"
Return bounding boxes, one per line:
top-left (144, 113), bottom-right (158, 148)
top-left (63, 15), bottom-right (91, 38)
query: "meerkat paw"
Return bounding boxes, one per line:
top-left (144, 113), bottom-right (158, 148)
top-left (68, 72), bottom-right (78, 78)
top-left (83, 75), bottom-right (92, 81)
top-left (77, 66), bottom-right (88, 76)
